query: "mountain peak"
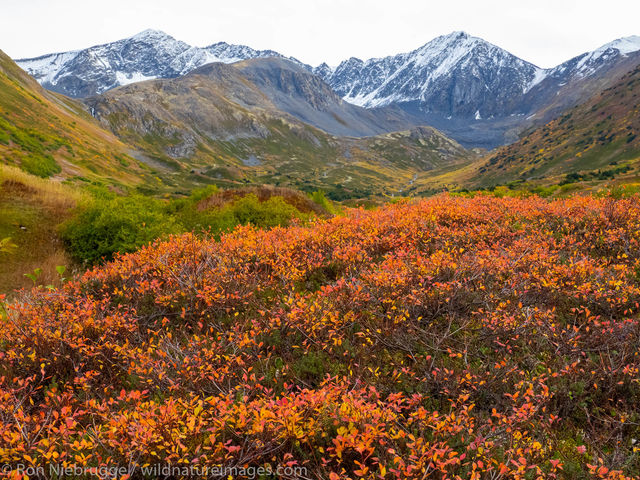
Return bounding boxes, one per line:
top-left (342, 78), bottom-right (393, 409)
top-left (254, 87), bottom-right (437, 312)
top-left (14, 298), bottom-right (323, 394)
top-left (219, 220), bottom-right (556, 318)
top-left (445, 30), bottom-right (472, 39)
top-left (129, 29), bottom-right (174, 41)
top-left (207, 41), bottom-right (231, 48)
top-left (554, 34), bottom-right (640, 78)
top-left (411, 31), bottom-right (485, 64)
top-left (416, 30), bottom-right (497, 55)
top-left (313, 31), bottom-right (542, 145)
top-left (429, 31), bottom-right (481, 45)
top-left (600, 35), bottom-right (640, 55)
top-left (15, 32), bottom-right (301, 97)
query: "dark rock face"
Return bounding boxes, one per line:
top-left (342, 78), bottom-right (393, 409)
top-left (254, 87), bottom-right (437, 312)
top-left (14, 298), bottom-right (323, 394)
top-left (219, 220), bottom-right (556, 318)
top-left (315, 33), bottom-right (539, 116)
top-left (227, 58), bottom-right (422, 137)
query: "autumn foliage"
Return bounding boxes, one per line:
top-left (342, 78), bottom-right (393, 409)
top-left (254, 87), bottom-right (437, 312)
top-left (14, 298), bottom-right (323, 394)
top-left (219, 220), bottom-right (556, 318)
top-left (1, 194), bottom-right (640, 479)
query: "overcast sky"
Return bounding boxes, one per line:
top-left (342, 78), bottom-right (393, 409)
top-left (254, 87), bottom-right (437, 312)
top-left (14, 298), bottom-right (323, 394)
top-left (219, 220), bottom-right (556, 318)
top-left (2, 0), bottom-right (639, 68)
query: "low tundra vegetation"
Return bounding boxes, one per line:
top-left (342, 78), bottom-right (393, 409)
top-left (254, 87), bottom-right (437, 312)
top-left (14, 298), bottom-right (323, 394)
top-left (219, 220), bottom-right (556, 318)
top-left (1, 194), bottom-right (640, 479)
top-left (61, 185), bottom-right (331, 266)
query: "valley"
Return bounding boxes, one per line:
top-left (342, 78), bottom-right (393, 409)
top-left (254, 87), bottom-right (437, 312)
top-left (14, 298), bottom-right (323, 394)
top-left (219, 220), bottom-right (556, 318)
top-left (3, 27), bottom-right (640, 292)
top-left (83, 58), bottom-right (470, 197)
top-left (2, 21), bottom-right (640, 480)
top-left (3, 27), bottom-right (640, 291)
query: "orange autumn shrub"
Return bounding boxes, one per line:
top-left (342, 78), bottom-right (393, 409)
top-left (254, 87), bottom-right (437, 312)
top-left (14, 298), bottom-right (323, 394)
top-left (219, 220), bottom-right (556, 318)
top-left (1, 194), bottom-right (640, 479)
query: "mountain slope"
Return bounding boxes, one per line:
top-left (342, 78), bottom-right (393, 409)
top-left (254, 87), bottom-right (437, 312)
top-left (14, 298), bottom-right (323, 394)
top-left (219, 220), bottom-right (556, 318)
top-left (84, 58), bottom-right (471, 197)
top-left (17, 31), bottom-right (640, 150)
top-left (16, 30), bottom-right (306, 98)
top-left (0, 49), bottom-right (151, 186)
top-left (0, 49), bottom-right (160, 294)
top-left (218, 58), bottom-right (422, 137)
top-left (316, 33), bottom-right (640, 148)
top-left (470, 63), bottom-right (640, 187)
top-left (519, 36), bottom-right (640, 125)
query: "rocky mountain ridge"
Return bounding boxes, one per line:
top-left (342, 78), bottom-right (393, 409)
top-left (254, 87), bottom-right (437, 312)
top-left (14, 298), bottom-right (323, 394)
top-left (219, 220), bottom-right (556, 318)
top-left (15, 30), bottom-right (640, 148)
top-left (16, 29), bottom-right (308, 98)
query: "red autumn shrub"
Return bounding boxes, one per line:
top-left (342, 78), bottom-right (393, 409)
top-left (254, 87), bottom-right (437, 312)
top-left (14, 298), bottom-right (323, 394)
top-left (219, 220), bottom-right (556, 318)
top-left (1, 194), bottom-right (640, 479)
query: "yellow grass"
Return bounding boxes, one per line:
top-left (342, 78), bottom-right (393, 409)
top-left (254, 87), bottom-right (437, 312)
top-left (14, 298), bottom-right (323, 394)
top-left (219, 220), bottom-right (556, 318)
top-left (0, 165), bottom-right (87, 295)
top-left (0, 163), bottom-right (88, 209)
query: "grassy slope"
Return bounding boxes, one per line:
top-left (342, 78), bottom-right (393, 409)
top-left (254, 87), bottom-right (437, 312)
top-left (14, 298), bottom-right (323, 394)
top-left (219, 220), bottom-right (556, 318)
top-left (0, 49), bottom-right (153, 187)
top-left (471, 64), bottom-right (640, 188)
top-left (405, 64), bottom-right (640, 195)
top-left (0, 165), bottom-right (337, 294)
top-left (0, 165), bottom-right (87, 292)
top-left (0, 50), bottom-right (169, 293)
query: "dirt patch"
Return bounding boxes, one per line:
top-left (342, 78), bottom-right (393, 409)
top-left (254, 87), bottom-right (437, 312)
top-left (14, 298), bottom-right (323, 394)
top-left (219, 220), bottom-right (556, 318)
top-left (2, 179), bottom-right (38, 196)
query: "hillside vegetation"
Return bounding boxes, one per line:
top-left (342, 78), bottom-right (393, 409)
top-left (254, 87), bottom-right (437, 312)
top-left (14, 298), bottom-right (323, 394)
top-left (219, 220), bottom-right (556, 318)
top-left (61, 184), bottom-right (329, 267)
top-left (403, 64), bottom-right (640, 196)
top-left (0, 165), bottom-right (332, 294)
top-left (0, 165), bottom-right (86, 292)
top-left (1, 195), bottom-right (640, 478)
top-left (86, 60), bottom-right (471, 198)
top-left (475, 64), bottom-right (640, 189)
top-left (0, 50), bottom-right (153, 188)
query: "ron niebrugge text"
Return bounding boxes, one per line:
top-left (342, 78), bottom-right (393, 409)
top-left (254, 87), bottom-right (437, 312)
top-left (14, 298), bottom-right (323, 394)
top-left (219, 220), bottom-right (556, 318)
top-left (1, 463), bottom-right (309, 479)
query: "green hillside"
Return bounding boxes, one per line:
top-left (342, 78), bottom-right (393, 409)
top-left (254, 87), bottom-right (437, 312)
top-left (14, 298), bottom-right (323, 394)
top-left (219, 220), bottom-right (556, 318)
top-left (0, 50), bottom-right (157, 187)
top-left (473, 64), bottom-right (640, 189)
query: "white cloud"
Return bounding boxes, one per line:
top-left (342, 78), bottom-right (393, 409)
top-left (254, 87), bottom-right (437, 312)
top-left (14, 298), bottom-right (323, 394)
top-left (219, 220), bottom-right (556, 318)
top-left (2, 0), bottom-right (639, 68)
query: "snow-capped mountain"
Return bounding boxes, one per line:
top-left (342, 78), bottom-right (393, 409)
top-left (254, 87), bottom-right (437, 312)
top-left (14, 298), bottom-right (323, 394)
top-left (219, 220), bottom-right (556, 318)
top-left (15, 30), bottom-right (640, 148)
top-left (315, 32), bottom-right (640, 118)
top-left (16, 29), bottom-right (305, 98)
top-left (513, 35), bottom-right (640, 128)
top-left (312, 32), bottom-right (640, 147)
top-left (533, 35), bottom-right (640, 85)
top-left (315, 32), bottom-right (539, 116)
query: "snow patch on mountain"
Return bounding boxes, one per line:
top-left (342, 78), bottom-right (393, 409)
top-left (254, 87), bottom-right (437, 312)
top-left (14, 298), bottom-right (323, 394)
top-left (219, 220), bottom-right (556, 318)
top-left (559, 35), bottom-right (640, 78)
top-left (19, 50), bottom-right (80, 85)
top-left (603, 35), bottom-right (640, 56)
top-left (524, 68), bottom-right (549, 93)
top-left (114, 71), bottom-right (158, 86)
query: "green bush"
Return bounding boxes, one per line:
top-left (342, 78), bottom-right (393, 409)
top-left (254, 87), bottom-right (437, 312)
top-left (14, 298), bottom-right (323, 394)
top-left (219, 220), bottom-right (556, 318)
top-left (61, 194), bottom-right (181, 265)
top-left (179, 193), bottom-right (310, 235)
top-left (21, 154), bottom-right (61, 178)
top-left (61, 187), bottom-right (315, 266)
top-left (231, 195), bottom-right (307, 227)
top-left (308, 190), bottom-right (338, 214)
